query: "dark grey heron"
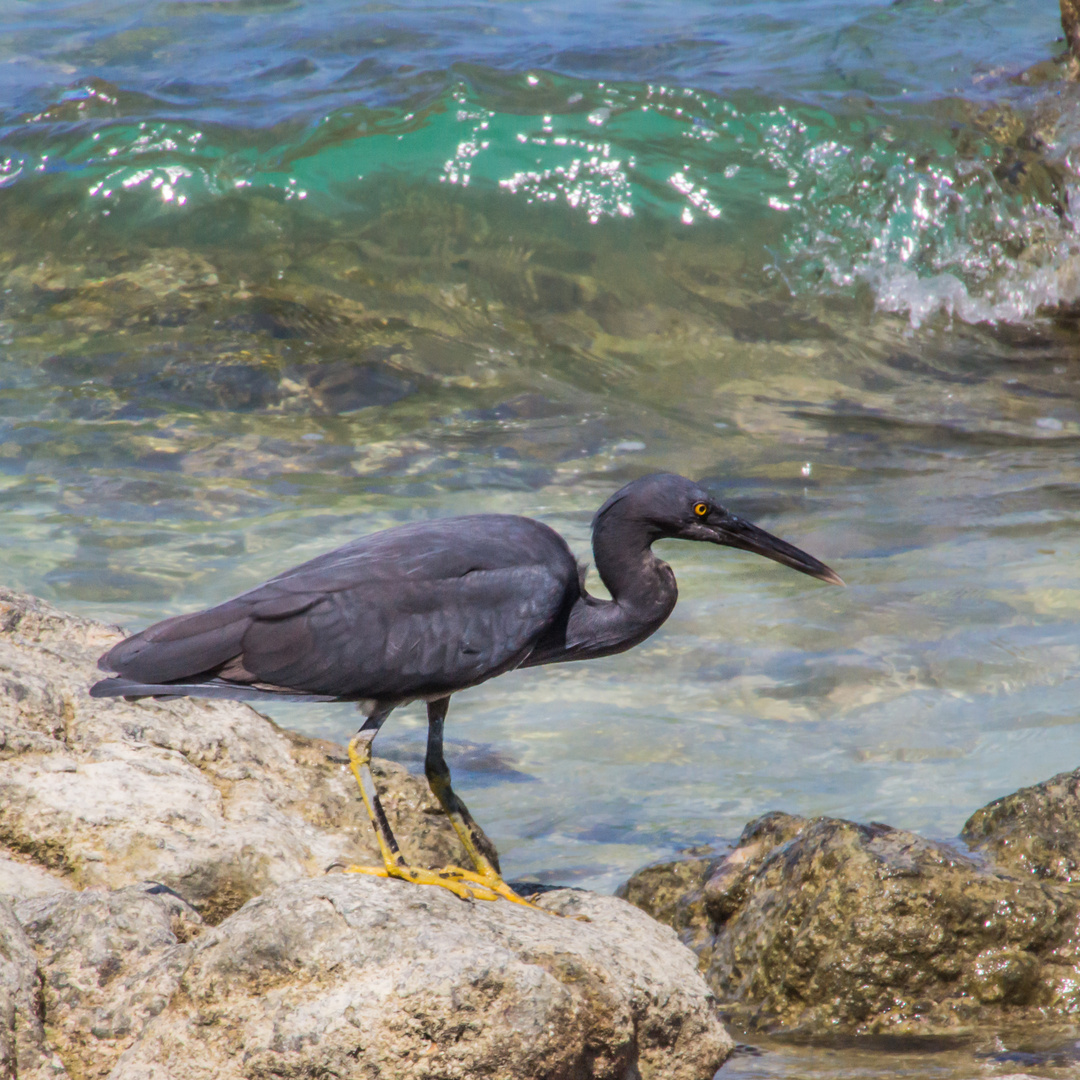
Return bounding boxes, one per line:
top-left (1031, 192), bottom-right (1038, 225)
top-left (91, 473), bottom-right (841, 909)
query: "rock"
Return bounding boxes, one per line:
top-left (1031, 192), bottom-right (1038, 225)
top-left (116, 249), bottom-right (220, 298)
top-left (109, 875), bottom-right (732, 1080)
top-left (14, 883), bottom-right (203, 1080)
top-left (0, 587), bottom-right (734, 1078)
top-left (1063, 0), bottom-right (1080, 72)
top-left (0, 587), bottom-right (462, 923)
top-left (2, 254), bottom-right (86, 296)
top-left (962, 766), bottom-right (1080, 885)
top-left (619, 811), bottom-right (1080, 1036)
top-left (0, 897), bottom-right (68, 1079)
top-left (0, 855), bottom-right (71, 901)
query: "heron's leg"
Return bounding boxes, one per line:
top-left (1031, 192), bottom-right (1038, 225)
top-left (422, 698), bottom-right (548, 911)
top-left (345, 709), bottom-right (404, 870)
top-left (341, 706), bottom-right (499, 902)
top-left (425, 697), bottom-right (500, 875)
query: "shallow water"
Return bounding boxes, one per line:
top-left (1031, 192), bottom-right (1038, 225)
top-left (2, 1), bottom-right (1080, 1072)
top-left (723, 1033), bottom-right (1080, 1080)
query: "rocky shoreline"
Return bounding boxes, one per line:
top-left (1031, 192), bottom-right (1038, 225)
top-left (620, 807), bottom-right (1080, 1039)
top-left (2, 586), bottom-right (1078, 1077)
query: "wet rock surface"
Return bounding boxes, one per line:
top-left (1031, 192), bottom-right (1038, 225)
top-left (620, 810), bottom-right (1080, 1037)
top-left (1063, 0), bottom-right (1080, 72)
top-left (0, 588), bottom-right (734, 1078)
top-left (962, 766), bottom-right (1080, 885)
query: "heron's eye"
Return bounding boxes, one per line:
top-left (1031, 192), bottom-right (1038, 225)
top-left (693, 502), bottom-right (708, 517)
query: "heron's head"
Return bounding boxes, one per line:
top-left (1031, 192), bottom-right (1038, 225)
top-left (594, 473), bottom-right (843, 585)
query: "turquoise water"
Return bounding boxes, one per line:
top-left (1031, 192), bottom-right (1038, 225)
top-left (2, 5), bottom-right (1080, 1070)
top-left (1, 0), bottom-right (1066, 316)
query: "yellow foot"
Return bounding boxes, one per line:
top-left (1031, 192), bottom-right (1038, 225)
top-left (342, 862), bottom-right (552, 912)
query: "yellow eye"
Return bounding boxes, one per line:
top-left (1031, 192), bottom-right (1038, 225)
top-left (694, 502), bottom-right (708, 517)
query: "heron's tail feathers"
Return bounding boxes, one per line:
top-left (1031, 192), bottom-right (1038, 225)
top-left (88, 676), bottom-right (338, 703)
top-left (97, 608), bottom-right (250, 683)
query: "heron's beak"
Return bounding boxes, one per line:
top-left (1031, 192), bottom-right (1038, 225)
top-left (707, 511), bottom-right (844, 585)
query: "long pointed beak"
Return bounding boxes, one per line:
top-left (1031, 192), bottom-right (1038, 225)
top-left (710, 513), bottom-right (844, 585)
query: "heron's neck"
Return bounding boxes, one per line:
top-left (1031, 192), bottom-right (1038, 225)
top-left (577, 512), bottom-right (678, 654)
top-left (592, 515), bottom-right (671, 610)
top-left (537, 514), bottom-right (677, 665)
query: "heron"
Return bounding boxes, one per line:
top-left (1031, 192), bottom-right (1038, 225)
top-left (91, 473), bottom-right (841, 910)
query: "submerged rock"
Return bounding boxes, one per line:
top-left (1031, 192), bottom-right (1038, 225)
top-left (0, 586), bottom-right (462, 923)
top-left (107, 875), bottom-right (731, 1080)
top-left (620, 810), bottom-right (1080, 1036)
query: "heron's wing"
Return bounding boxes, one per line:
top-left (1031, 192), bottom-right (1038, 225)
top-left (240, 562), bottom-right (570, 697)
top-left (97, 516), bottom-right (578, 700)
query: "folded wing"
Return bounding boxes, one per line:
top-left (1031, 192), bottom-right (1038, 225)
top-left (93, 515), bottom-right (578, 703)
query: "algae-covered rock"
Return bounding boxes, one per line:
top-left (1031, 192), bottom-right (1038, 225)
top-left (620, 811), bottom-right (1080, 1036)
top-left (962, 766), bottom-right (1080, 885)
top-left (0, 586), bottom-right (462, 923)
top-left (109, 875), bottom-right (732, 1080)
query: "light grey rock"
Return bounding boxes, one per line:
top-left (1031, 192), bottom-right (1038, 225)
top-left (0, 855), bottom-right (71, 901)
top-left (0, 897), bottom-right (68, 1079)
top-left (0, 587), bottom-right (462, 923)
top-left (14, 883), bottom-right (202, 1080)
top-left (0, 589), bottom-right (734, 1078)
top-left (109, 874), bottom-right (732, 1080)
